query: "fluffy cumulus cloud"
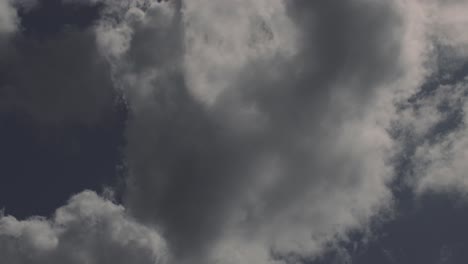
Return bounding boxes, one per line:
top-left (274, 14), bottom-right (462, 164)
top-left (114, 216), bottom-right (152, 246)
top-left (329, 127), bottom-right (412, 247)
top-left (0, 191), bottom-right (168, 264)
top-left (2, 0), bottom-right (468, 264)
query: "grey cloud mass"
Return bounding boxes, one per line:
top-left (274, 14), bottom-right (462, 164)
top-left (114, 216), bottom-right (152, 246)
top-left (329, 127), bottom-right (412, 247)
top-left (119, 0), bottom-right (402, 262)
top-left (1, 0), bottom-right (468, 264)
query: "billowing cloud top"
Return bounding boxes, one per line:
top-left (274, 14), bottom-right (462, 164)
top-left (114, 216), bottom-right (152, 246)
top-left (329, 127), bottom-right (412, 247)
top-left (0, 191), bottom-right (168, 264)
top-left (1, 0), bottom-right (468, 264)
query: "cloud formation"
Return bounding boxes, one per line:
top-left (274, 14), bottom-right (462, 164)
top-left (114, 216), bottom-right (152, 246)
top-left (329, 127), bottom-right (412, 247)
top-left (0, 191), bottom-right (167, 264)
top-left (1, 0), bottom-right (468, 264)
top-left (396, 75), bottom-right (468, 194)
top-left (116, 0), bottom-right (403, 262)
top-left (390, 0), bottom-right (468, 196)
top-left (0, 0), bottom-right (18, 35)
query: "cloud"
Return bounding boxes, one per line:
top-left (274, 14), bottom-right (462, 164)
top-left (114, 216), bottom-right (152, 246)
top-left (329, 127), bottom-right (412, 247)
top-left (0, 191), bottom-right (168, 264)
top-left (0, 0), bottom-right (19, 35)
top-left (102, 0), bottom-right (408, 263)
top-left (389, 0), bottom-right (468, 196)
top-left (426, 0), bottom-right (468, 57)
top-left (398, 78), bottom-right (468, 194)
top-left (2, 0), bottom-right (468, 263)
top-left (0, 0), bottom-right (39, 36)
top-left (182, 0), bottom-right (297, 104)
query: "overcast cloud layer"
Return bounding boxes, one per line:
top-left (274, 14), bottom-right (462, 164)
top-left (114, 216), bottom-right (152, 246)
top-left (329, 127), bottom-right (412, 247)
top-left (1, 0), bottom-right (468, 264)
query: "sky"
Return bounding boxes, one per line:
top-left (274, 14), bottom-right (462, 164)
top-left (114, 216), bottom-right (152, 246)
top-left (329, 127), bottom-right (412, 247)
top-left (1, 0), bottom-right (468, 263)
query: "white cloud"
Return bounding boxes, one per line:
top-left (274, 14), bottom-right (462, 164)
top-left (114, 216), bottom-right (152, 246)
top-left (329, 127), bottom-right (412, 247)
top-left (0, 191), bottom-right (168, 264)
top-left (182, 0), bottom-right (297, 105)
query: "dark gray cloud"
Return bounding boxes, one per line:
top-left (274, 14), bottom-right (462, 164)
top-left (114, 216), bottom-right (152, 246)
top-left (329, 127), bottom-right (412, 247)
top-left (114, 0), bottom-right (405, 262)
